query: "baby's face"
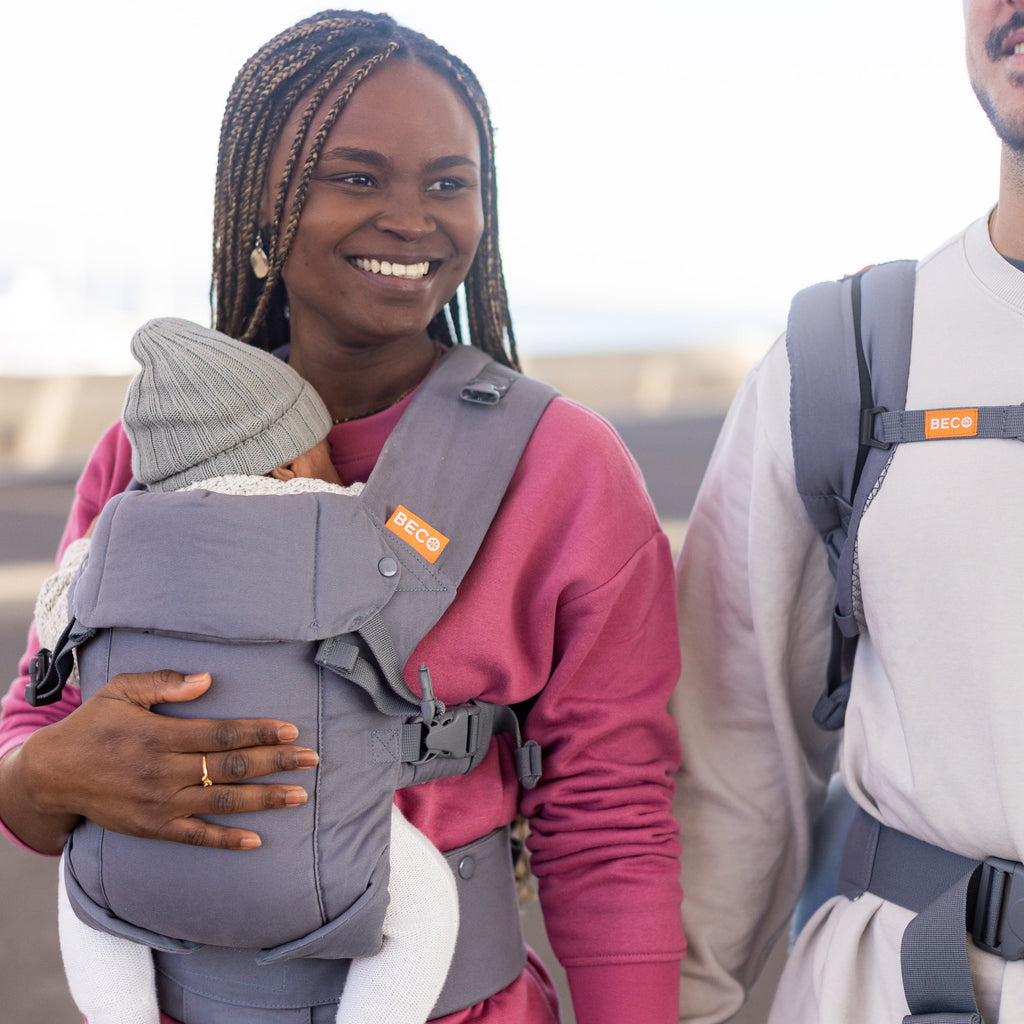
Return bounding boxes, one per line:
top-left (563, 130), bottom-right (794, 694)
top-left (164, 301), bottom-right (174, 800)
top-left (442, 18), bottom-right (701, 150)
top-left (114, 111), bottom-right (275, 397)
top-left (289, 439), bottom-right (343, 486)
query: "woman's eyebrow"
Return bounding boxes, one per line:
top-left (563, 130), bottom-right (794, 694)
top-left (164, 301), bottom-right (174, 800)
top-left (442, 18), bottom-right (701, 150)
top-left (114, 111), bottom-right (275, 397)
top-left (316, 148), bottom-right (478, 172)
top-left (318, 146), bottom-right (390, 166)
top-left (425, 155), bottom-right (479, 172)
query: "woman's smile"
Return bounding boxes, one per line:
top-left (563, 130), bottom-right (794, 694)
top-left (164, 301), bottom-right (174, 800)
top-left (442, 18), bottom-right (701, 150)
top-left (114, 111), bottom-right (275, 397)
top-left (348, 256), bottom-right (435, 281)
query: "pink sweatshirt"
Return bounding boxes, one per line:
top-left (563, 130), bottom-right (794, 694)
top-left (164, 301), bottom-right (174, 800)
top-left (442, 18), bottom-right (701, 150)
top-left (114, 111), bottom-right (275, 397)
top-left (1, 368), bottom-right (684, 1024)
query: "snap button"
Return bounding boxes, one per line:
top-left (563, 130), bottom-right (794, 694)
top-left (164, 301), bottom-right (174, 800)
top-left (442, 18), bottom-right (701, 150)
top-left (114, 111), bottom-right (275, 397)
top-left (378, 557), bottom-right (399, 578)
top-left (457, 856), bottom-right (476, 880)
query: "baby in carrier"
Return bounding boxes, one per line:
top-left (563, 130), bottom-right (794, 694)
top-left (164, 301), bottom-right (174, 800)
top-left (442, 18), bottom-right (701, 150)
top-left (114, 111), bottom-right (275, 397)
top-left (34, 318), bottom-right (459, 1024)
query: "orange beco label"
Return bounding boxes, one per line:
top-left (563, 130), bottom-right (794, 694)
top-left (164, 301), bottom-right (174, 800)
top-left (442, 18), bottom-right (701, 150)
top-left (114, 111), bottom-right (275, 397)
top-left (924, 408), bottom-right (979, 439)
top-left (385, 505), bottom-right (450, 564)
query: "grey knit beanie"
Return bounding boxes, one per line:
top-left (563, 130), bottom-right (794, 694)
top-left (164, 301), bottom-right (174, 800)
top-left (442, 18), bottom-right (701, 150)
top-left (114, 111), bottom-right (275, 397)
top-left (123, 317), bottom-right (333, 492)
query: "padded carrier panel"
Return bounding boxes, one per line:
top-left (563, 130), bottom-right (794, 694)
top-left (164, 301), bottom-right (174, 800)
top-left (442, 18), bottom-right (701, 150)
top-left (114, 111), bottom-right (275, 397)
top-left (67, 490), bottom-right (409, 958)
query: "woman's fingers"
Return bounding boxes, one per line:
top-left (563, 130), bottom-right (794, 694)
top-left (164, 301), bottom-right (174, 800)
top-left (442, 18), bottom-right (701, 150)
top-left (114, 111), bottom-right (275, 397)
top-left (101, 670), bottom-right (306, 762)
top-left (199, 743), bottom-right (319, 785)
top-left (150, 777), bottom-right (313, 851)
top-left (100, 668), bottom-right (215, 710)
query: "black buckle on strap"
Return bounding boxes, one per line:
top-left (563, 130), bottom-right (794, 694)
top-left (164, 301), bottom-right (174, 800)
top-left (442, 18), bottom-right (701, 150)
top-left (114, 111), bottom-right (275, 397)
top-left (25, 647), bottom-right (58, 707)
top-left (970, 856), bottom-right (1024, 960)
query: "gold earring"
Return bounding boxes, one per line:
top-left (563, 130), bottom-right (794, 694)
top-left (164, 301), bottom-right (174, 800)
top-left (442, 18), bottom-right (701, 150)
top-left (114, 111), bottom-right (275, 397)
top-left (250, 232), bottom-right (270, 280)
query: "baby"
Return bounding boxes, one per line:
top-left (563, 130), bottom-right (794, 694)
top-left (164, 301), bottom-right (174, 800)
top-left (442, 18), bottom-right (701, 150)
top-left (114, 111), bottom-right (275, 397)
top-left (36, 318), bottom-right (458, 1024)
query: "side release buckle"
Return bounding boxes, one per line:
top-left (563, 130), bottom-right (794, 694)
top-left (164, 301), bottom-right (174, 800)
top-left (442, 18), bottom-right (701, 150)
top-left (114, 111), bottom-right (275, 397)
top-left (422, 704), bottom-right (483, 760)
top-left (26, 648), bottom-right (58, 707)
top-left (971, 856), bottom-right (1024, 961)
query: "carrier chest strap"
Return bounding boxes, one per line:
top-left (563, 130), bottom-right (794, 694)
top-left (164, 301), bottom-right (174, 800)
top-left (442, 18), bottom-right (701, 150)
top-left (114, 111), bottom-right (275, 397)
top-left (838, 807), bottom-right (1024, 1023)
top-left (316, 632), bottom-right (542, 788)
top-left (864, 403), bottom-right (1024, 449)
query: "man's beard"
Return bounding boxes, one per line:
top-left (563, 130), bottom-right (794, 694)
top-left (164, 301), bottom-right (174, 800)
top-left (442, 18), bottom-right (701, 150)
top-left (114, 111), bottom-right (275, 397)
top-left (972, 79), bottom-right (1024, 152)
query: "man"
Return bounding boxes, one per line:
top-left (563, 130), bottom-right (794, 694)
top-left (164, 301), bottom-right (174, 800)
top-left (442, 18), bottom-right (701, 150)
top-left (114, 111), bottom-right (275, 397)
top-left (674, 2), bottom-right (1024, 1022)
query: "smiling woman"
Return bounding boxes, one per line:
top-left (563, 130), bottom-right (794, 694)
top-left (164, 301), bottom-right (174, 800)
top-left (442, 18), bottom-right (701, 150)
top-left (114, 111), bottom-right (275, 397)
top-left (0, 9), bottom-right (684, 1024)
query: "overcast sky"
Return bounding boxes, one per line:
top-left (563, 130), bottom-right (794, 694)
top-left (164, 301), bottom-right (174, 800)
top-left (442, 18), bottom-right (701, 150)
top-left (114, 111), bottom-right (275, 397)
top-left (0, 1), bottom-right (1000, 372)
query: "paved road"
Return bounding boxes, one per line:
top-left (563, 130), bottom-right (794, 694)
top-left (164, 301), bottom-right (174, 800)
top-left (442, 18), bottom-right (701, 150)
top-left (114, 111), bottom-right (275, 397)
top-left (0, 412), bottom-right (787, 1024)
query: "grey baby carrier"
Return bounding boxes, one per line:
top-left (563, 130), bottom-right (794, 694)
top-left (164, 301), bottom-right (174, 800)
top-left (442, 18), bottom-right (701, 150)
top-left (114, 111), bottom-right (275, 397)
top-left (788, 262), bottom-right (1024, 1024)
top-left (28, 345), bottom-right (554, 1022)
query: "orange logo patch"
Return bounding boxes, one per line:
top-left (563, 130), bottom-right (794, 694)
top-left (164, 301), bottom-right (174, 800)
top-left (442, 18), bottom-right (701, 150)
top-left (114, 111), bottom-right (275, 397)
top-left (385, 505), bottom-right (450, 564)
top-left (924, 408), bottom-right (978, 439)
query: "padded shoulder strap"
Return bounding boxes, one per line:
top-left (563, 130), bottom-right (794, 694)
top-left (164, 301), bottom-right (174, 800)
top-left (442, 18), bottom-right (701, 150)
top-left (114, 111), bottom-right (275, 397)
top-left (359, 345), bottom-right (558, 669)
top-left (787, 260), bottom-right (916, 730)
top-left (787, 259), bottom-right (917, 576)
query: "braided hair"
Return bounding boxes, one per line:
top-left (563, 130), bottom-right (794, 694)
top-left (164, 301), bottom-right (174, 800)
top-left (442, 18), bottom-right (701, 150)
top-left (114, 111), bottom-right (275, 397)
top-left (211, 10), bottom-right (518, 370)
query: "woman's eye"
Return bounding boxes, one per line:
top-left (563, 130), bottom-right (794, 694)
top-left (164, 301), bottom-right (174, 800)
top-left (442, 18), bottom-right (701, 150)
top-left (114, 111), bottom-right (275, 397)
top-left (339, 173), bottom-right (375, 187)
top-left (315, 171), bottom-right (376, 188)
top-left (426, 177), bottom-right (466, 193)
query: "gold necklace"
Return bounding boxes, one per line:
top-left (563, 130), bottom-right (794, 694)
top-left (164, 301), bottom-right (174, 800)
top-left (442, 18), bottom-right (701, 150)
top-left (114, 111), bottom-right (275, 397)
top-left (331, 348), bottom-right (443, 425)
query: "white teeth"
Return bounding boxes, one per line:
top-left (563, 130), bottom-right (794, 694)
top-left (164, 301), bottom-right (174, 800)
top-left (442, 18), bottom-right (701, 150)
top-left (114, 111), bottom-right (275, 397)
top-left (1016, 42), bottom-right (1024, 54)
top-left (353, 258), bottom-right (430, 279)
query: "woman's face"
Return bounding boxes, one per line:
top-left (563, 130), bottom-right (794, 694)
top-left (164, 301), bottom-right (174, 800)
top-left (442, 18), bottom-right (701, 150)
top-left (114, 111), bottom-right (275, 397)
top-left (266, 59), bottom-right (485, 354)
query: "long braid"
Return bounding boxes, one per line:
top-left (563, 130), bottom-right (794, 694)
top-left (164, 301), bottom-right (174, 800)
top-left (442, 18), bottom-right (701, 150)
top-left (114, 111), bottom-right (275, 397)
top-left (211, 11), bottom-right (519, 370)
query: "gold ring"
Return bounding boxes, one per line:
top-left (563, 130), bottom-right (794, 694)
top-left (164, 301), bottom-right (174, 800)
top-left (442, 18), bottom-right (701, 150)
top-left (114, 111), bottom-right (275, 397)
top-left (201, 754), bottom-right (213, 788)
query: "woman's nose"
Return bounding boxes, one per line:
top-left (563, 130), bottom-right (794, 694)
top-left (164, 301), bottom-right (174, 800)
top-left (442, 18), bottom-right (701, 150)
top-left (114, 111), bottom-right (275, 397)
top-left (373, 186), bottom-right (435, 240)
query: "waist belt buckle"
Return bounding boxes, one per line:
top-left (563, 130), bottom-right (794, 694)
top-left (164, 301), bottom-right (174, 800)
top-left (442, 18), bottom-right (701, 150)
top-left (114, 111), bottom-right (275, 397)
top-left (971, 856), bottom-right (1024, 960)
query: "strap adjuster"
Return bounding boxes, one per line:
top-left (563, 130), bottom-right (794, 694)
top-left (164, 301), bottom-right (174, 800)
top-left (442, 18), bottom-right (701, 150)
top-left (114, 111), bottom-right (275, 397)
top-left (859, 406), bottom-right (891, 450)
top-left (970, 856), bottom-right (1024, 960)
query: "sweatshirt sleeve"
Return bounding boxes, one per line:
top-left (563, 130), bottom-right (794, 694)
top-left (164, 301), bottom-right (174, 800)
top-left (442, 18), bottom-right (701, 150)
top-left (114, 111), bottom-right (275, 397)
top-left (512, 401), bottom-right (684, 1021)
top-left (0, 422), bottom-right (133, 849)
top-left (672, 337), bottom-right (839, 1023)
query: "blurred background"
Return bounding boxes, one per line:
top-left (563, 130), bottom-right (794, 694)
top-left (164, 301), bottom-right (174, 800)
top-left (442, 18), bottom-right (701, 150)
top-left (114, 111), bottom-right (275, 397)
top-left (0, 0), bottom-right (999, 1019)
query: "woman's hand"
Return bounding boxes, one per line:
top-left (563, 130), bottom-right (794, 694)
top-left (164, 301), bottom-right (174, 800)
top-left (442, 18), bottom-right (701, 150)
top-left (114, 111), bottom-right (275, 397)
top-left (1, 670), bottom-right (317, 855)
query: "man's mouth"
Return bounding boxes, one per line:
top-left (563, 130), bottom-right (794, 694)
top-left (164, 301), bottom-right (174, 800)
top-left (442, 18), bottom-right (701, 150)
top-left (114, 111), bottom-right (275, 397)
top-left (987, 11), bottom-right (1024, 59)
top-left (350, 257), bottom-right (432, 280)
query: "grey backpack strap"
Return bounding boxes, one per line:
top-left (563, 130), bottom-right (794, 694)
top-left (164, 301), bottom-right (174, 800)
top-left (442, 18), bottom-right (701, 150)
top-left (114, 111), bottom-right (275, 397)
top-left (787, 260), bottom-right (916, 730)
top-left (837, 807), bottom-right (1019, 1024)
top-left (865, 404), bottom-right (1024, 446)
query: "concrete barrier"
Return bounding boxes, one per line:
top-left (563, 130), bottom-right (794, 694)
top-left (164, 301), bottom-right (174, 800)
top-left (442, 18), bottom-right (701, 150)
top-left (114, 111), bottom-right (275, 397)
top-left (0, 344), bottom-right (761, 478)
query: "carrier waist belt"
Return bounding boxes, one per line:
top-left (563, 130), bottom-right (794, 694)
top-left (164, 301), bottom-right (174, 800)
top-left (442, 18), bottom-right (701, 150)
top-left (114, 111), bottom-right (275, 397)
top-left (839, 807), bottom-right (1024, 1024)
top-left (143, 826), bottom-right (525, 1024)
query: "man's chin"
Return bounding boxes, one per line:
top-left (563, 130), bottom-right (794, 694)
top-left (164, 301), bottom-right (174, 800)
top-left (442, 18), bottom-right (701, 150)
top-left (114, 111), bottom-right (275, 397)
top-left (973, 82), bottom-right (1024, 152)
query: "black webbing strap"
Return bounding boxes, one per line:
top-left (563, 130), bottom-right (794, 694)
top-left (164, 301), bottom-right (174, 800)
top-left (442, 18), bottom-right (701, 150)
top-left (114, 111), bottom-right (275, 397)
top-left (812, 271), bottom-right (873, 734)
top-left (837, 808), bottom-right (1024, 1024)
top-left (25, 618), bottom-right (96, 707)
top-left (850, 272), bottom-right (875, 497)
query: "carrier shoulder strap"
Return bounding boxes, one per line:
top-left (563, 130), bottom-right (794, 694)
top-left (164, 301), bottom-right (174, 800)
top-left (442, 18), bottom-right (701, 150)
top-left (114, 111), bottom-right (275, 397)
top-left (358, 344), bottom-right (556, 671)
top-left (786, 259), bottom-right (916, 730)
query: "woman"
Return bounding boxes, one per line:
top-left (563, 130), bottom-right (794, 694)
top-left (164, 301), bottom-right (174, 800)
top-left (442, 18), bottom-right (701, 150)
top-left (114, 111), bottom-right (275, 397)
top-left (0, 12), bottom-right (683, 1023)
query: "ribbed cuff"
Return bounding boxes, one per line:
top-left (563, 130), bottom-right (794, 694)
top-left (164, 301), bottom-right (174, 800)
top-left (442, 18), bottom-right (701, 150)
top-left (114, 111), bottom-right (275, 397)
top-left (566, 959), bottom-right (680, 1024)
